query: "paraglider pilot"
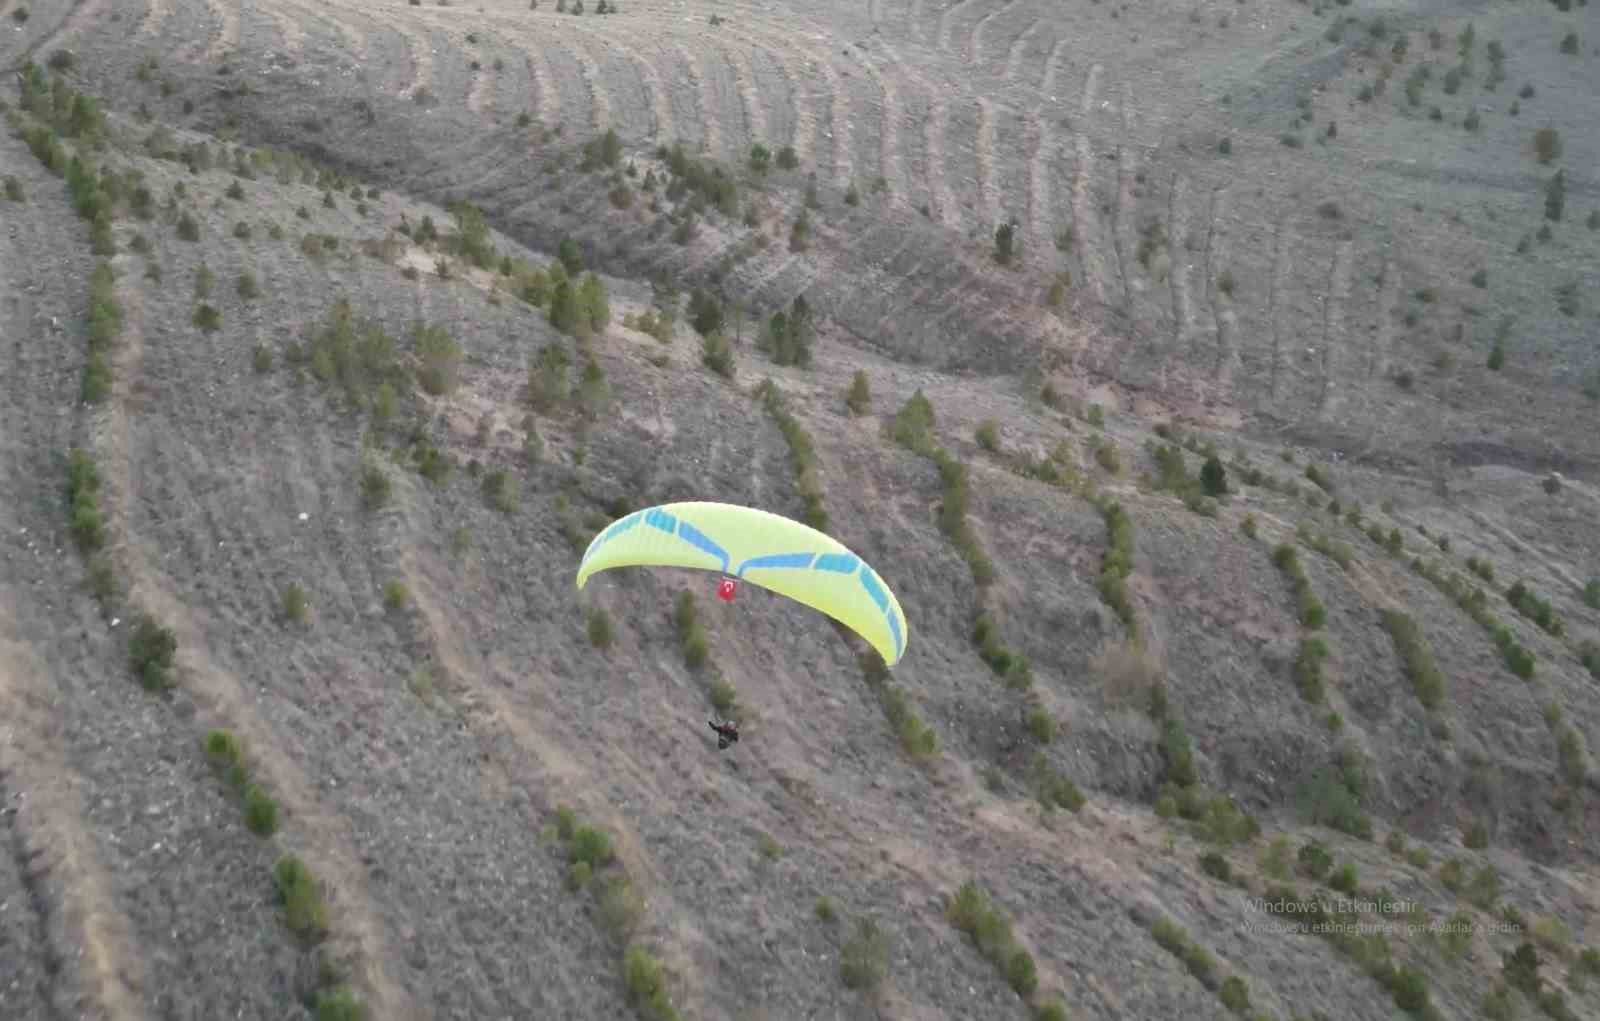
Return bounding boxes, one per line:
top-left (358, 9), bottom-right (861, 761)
top-left (709, 718), bottom-right (740, 750)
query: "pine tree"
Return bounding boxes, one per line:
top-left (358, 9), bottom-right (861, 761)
top-left (1545, 169), bottom-right (1565, 222)
top-left (577, 272), bottom-right (610, 332)
top-left (549, 278), bottom-right (578, 333)
top-left (994, 221), bottom-right (1016, 265)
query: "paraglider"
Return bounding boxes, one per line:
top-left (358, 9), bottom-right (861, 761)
top-left (708, 718), bottom-right (740, 750)
top-left (575, 501), bottom-right (909, 668)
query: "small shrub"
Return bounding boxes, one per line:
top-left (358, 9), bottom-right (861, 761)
top-left (1530, 916), bottom-right (1571, 956)
top-left (274, 855), bottom-right (328, 939)
top-left (975, 419), bottom-right (1000, 452)
top-left (1330, 861), bottom-right (1359, 894)
top-left (204, 729), bottom-right (243, 771)
top-left (193, 303), bottom-right (221, 332)
top-left (360, 460), bottom-right (391, 510)
top-left (845, 370), bottom-right (871, 415)
top-left (481, 468), bottom-right (517, 513)
top-left (701, 330), bottom-right (735, 379)
top-left (840, 918), bottom-right (890, 990)
top-left (709, 677), bottom-right (737, 716)
top-left (622, 944), bottom-right (673, 1014)
top-left (994, 221), bottom-right (1016, 265)
top-left (1297, 840), bottom-right (1333, 880)
top-left (757, 832), bottom-right (782, 860)
top-left (1025, 708), bottom-right (1056, 743)
top-left (415, 323), bottom-right (463, 395)
top-left (1464, 820), bottom-right (1489, 849)
top-left (1504, 941), bottom-right (1542, 994)
top-left (1219, 976), bottom-right (1250, 1012)
top-left (282, 582), bottom-right (308, 623)
top-left (1094, 441), bottom-right (1121, 474)
top-left (244, 785), bottom-right (280, 835)
top-left (568, 824), bottom-right (614, 868)
top-left (312, 987), bottom-right (367, 1021)
top-left (1261, 836), bottom-right (1291, 878)
top-left (237, 272), bottom-right (259, 299)
top-left (1534, 127), bottom-right (1563, 164)
top-left (1199, 851), bottom-right (1232, 882)
top-left (1006, 949), bottom-right (1038, 997)
top-left (587, 608), bottom-right (613, 648)
top-left (1381, 609), bottom-right (1444, 709)
top-left (382, 579), bottom-right (410, 611)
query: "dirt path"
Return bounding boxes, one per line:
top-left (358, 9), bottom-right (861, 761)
top-left (1039, 35), bottom-right (1065, 97)
top-left (325, 0), bottom-right (434, 98)
top-left (529, 16), bottom-right (664, 139)
top-left (969, 0), bottom-right (1024, 68)
top-left (1168, 171), bottom-right (1194, 370)
top-left (817, 52), bottom-right (854, 188)
top-left (1070, 64), bottom-right (1107, 308)
top-left (1024, 108), bottom-right (1055, 268)
top-left (390, 489), bottom-right (713, 1016)
top-left (1267, 219), bottom-right (1290, 404)
top-left (138, 0), bottom-right (172, 41)
top-left (975, 97), bottom-right (1001, 232)
top-left (1109, 86), bottom-right (1135, 316)
top-left (562, 30), bottom-right (613, 132)
top-left (199, 0), bottom-right (240, 62)
top-left (1206, 186), bottom-right (1239, 391)
top-left (854, 52), bottom-right (907, 208)
top-left (95, 263), bottom-right (421, 1021)
top-left (937, 0), bottom-right (984, 56)
top-left (909, 0), bottom-right (929, 44)
top-left (716, 24), bottom-right (816, 164)
top-left (465, 63), bottom-right (493, 119)
top-left (273, 0), bottom-right (368, 63)
top-left (248, 0), bottom-right (307, 58)
top-left (925, 96), bottom-right (961, 229)
top-left (878, 38), bottom-right (956, 229)
top-left (587, 25), bottom-right (676, 143)
top-left (19, 0), bottom-right (107, 62)
top-left (1003, 18), bottom-right (1043, 82)
top-left (1317, 239), bottom-right (1354, 419)
top-left (0, 201), bottom-right (148, 1021)
top-left (673, 42), bottom-right (723, 159)
top-left (1464, 510), bottom-right (1594, 597)
top-left (723, 38), bottom-right (769, 150)
top-left (0, 601), bottom-right (150, 1021)
top-left (522, 47), bottom-right (562, 128)
top-left (1371, 248), bottom-right (1398, 379)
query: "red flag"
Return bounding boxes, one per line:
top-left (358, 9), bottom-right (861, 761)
top-left (716, 577), bottom-right (737, 602)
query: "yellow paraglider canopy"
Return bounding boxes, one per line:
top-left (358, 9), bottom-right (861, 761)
top-left (575, 501), bottom-right (908, 666)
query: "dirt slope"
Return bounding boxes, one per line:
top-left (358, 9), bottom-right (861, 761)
top-left (2, 2), bottom-right (1599, 1020)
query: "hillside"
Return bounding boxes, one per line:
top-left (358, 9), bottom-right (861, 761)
top-left (3, 2), bottom-right (1599, 1021)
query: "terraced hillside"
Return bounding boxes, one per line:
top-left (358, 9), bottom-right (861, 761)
top-left (3, 2), bottom-right (1599, 1021)
top-left (18, 0), bottom-right (1597, 466)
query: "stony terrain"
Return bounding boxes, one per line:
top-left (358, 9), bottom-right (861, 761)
top-left (1, 1), bottom-right (1598, 1020)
